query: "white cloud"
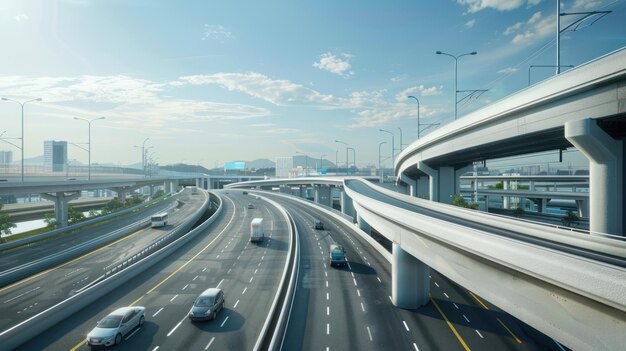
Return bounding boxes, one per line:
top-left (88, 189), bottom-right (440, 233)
top-left (527, 0), bottom-right (542, 6)
top-left (527, 11), bottom-right (542, 24)
top-left (497, 67), bottom-right (518, 73)
top-left (266, 128), bottom-right (301, 134)
top-left (313, 53), bottom-right (354, 77)
top-left (465, 19), bottom-right (477, 29)
top-left (457, 0), bottom-right (525, 13)
top-left (202, 24), bottom-right (232, 41)
top-left (504, 22), bottom-right (523, 35)
top-left (572, 0), bottom-right (603, 10)
top-left (395, 85), bottom-right (443, 102)
top-left (15, 14), bottom-right (28, 22)
top-left (511, 15), bottom-right (552, 45)
top-left (391, 74), bottom-right (408, 82)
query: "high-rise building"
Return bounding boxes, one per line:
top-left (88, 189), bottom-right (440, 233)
top-left (275, 157), bottom-right (293, 178)
top-left (44, 140), bottom-right (68, 172)
top-left (0, 150), bottom-right (13, 165)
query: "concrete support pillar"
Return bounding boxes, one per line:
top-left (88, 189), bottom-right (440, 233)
top-left (111, 187), bottom-right (127, 201)
top-left (356, 213), bottom-right (370, 234)
top-left (340, 191), bottom-right (356, 221)
top-left (207, 177), bottom-right (213, 190)
top-left (535, 198), bottom-right (548, 213)
top-left (400, 173), bottom-right (417, 197)
top-left (576, 199), bottom-right (590, 218)
top-left (314, 185), bottom-right (331, 207)
top-left (195, 178), bottom-right (201, 187)
top-left (392, 243), bottom-right (429, 308)
top-left (40, 191), bottom-right (81, 228)
top-left (566, 119), bottom-right (624, 236)
top-left (279, 185), bottom-right (291, 194)
top-left (417, 176), bottom-right (429, 199)
top-left (149, 185), bottom-right (155, 197)
top-left (172, 180), bottom-right (179, 192)
top-left (164, 181), bottom-right (171, 194)
top-left (417, 161), bottom-right (438, 201)
top-left (299, 186), bottom-right (306, 198)
top-left (439, 166), bottom-right (455, 204)
top-left (503, 180), bottom-right (510, 209)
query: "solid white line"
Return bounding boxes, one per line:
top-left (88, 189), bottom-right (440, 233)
top-left (234, 299), bottom-right (240, 308)
top-left (360, 302), bottom-right (365, 312)
top-left (453, 303), bottom-right (459, 309)
top-left (125, 327), bottom-right (140, 340)
top-left (413, 343), bottom-right (419, 351)
top-left (166, 316), bottom-right (186, 336)
top-left (463, 315), bottom-right (470, 323)
top-left (182, 284), bottom-right (189, 291)
top-left (220, 316), bottom-right (229, 328)
top-left (205, 336), bottom-right (215, 350)
top-left (327, 306), bottom-right (330, 316)
top-left (242, 287), bottom-right (248, 295)
top-left (170, 294), bottom-right (178, 302)
top-left (444, 292), bottom-right (449, 299)
top-left (403, 321), bottom-right (410, 331)
top-left (327, 323), bottom-right (330, 335)
top-left (475, 330), bottom-right (484, 338)
top-left (217, 279), bottom-right (224, 288)
top-left (4, 286), bottom-right (41, 303)
top-left (377, 277), bottom-right (381, 283)
top-left (153, 307), bottom-right (164, 317)
top-left (366, 326), bottom-right (373, 341)
top-left (434, 282), bottom-right (439, 288)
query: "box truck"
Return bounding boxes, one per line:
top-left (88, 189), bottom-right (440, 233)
top-left (250, 218), bottom-right (264, 242)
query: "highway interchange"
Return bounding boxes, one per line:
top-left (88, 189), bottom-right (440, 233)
top-left (1, 188), bottom-right (559, 350)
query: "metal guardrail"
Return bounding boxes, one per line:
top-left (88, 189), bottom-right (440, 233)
top-left (0, 190), bottom-right (218, 351)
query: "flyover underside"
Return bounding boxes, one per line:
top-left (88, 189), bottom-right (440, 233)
top-left (352, 201), bottom-right (625, 351)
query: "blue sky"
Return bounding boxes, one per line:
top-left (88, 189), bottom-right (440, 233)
top-left (0, 0), bottom-right (624, 169)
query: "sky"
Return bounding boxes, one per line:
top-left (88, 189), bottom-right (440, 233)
top-left (0, 0), bottom-right (624, 170)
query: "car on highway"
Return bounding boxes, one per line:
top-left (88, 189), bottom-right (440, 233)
top-left (189, 288), bottom-right (225, 321)
top-left (247, 203), bottom-right (255, 209)
top-left (329, 244), bottom-right (347, 267)
top-left (242, 191), bottom-right (248, 195)
top-left (314, 220), bottom-right (324, 230)
top-left (86, 306), bottom-right (145, 348)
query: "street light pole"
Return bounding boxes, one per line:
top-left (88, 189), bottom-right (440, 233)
top-left (2, 97), bottom-right (42, 181)
top-left (435, 50), bottom-right (477, 120)
top-left (296, 151), bottom-right (308, 177)
top-left (319, 154), bottom-right (326, 174)
top-left (407, 95), bottom-right (420, 139)
top-left (379, 129), bottom-right (395, 167)
top-left (334, 140), bottom-right (349, 170)
top-left (347, 147), bottom-right (356, 169)
top-left (378, 141), bottom-right (386, 183)
top-left (397, 127), bottom-right (403, 151)
top-left (74, 116), bottom-right (104, 180)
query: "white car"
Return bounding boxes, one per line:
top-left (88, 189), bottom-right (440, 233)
top-left (87, 306), bottom-right (145, 347)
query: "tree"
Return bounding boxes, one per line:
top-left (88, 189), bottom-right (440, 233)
top-left (0, 204), bottom-right (17, 237)
top-left (68, 207), bottom-right (86, 225)
top-left (561, 210), bottom-right (580, 228)
top-left (102, 198), bottom-right (125, 214)
top-left (452, 195), bottom-right (479, 210)
top-left (125, 196), bottom-right (143, 206)
top-left (88, 209), bottom-right (100, 218)
top-left (513, 206), bottom-right (525, 217)
top-left (44, 213), bottom-right (57, 228)
top-left (153, 189), bottom-right (165, 198)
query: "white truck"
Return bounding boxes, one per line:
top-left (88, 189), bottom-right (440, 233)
top-left (250, 218), bottom-right (264, 242)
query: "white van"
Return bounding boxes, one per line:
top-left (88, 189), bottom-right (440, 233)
top-left (250, 218), bottom-right (264, 242)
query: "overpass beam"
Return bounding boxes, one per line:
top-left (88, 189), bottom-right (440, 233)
top-left (565, 118), bottom-right (623, 236)
top-left (417, 161), bottom-right (438, 201)
top-left (392, 243), bottom-right (429, 308)
top-left (40, 191), bottom-right (81, 228)
top-left (399, 173), bottom-right (417, 197)
top-left (356, 213), bottom-right (370, 234)
top-left (314, 185), bottom-right (332, 207)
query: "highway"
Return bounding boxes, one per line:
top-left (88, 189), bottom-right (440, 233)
top-left (0, 190), bottom-right (204, 335)
top-left (265, 192), bottom-right (558, 351)
top-left (14, 191), bottom-right (290, 350)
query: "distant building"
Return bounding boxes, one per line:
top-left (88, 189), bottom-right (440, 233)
top-left (275, 157), bottom-right (293, 178)
top-left (44, 140), bottom-right (68, 172)
top-left (0, 150), bottom-right (12, 165)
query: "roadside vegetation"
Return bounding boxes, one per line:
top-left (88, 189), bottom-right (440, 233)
top-left (451, 195), bottom-right (479, 210)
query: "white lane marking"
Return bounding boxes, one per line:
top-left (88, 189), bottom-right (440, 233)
top-left (166, 316), bottom-right (186, 336)
top-left (170, 294), bottom-right (178, 302)
top-left (463, 315), bottom-right (470, 323)
top-left (202, 268), bottom-right (207, 272)
top-left (357, 289), bottom-right (361, 297)
top-left (377, 277), bottom-right (381, 283)
top-left (453, 303), bottom-right (459, 309)
top-left (258, 262), bottom-right (262, 267)
top-left (429, 275), bottom-right (432, 279)
top-left (182, 284), bottom-right (189, 291)
top-left (205, 337), bottom-right (215, 350)
top-left (413, 343), bottom-right (419, 351)
top-left (152, 347), bottom-right (160, 351)
top-left (434, 282), bottom-right (439, 288)
top-left (327, 306), bottom-right (330, 316)
top-left (475, 330), bottom-right (484, 338)
top-left (4, 286), bottom-right (41, 303)
top-left (242, 287), bottom-right (248, 295)
top-left (347, 262), bottom-right (352, 270)
top-left (444, 292), bottom-right (449, 299)
top-left (216, 255), bottom-right (220, 259)
top-left (353, 278), bottom-right (358, 286)
top-left (326, 292), bottom-right (329, 300)
top-left (327, 323), bottom-right (330, 335)
top-left (125, 327), bottom-right (140, 340)
top-left (388, 295), bottom-right (393, 303)
top-left (220, 249), bottom-right (224, 253)
top-left (361, 302), bottom-right (365, 312)
top-left (234, 299), bottom-right (240, 308)
top-left (249, 277), bottom-right (254, 283)
top-left (351, 272), bottom-right (355, 278)
top-left (153, 307), bottom-right (164, 317)
top-left (217, 279), bottom-right (224, 288)
top-left (227, 268), bottom-right (232, 274)
top-left (325, 281), bottom-right (328, 288)
top-left (254, 269), bottom-right (258, 274)
top-left (366, 326), bottom-right (373, 341)
top-left (220, 316), bottom-right (230, 328)
top-left (324, 271), bottom-right (328, 277)
top-left (261, 256), bottom-right (265, 260)
top-left (403, 321), bottom-right (410, 331)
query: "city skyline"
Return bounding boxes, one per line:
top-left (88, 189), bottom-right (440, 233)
top-left (1, 0), bottom-right (624, 169)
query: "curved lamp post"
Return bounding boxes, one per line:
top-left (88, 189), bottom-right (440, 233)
top-left (73, 116), bottom-right (105, 180)
top-left (1, 97), bottom-right (42, 181)
top-left (435, 50), bottom-right (477, 120)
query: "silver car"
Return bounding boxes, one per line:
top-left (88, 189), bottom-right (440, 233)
top-left (189, 288), bottom-right (225, 321)
top-left (86, 306), bottom-right (145, 347)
